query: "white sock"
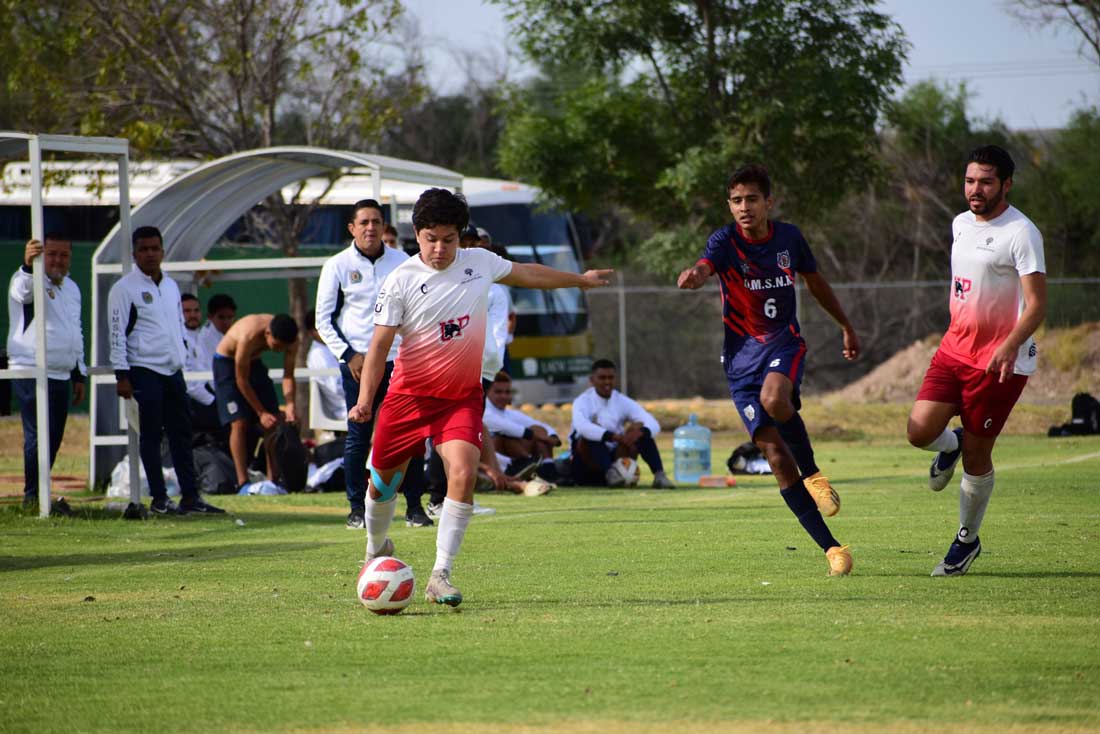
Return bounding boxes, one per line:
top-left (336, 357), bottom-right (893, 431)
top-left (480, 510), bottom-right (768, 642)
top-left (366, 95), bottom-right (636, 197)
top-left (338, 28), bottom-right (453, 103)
top-left (922, 428), bottom-right (959, 453)
top-left (365, 496), bottom-right (397, 557)
top-left (958, 470), bottom-right (994, 544)
top-left (434, 498), bottom-right (474, 573)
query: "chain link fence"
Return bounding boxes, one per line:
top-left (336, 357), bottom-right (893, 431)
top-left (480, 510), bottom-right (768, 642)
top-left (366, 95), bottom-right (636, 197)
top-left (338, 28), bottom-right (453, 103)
top-left (586, 276), bottom-right (1100, 400)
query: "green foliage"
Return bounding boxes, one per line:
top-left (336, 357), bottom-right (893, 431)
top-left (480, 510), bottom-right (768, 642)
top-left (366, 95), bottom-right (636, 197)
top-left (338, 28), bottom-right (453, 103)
top-left (496, 0), bottom-right (908, 273)
top-left (2, 436), bottom-right (1100, 733)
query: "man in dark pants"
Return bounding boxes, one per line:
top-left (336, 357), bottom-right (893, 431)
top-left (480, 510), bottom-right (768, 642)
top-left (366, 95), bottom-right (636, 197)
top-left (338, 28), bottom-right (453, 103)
top-left (6, 235), bottom-right (85, 514)
top-left (108, 225), bottom-right (223, 516)
top-left (315, 199), bottom-right (430, 528)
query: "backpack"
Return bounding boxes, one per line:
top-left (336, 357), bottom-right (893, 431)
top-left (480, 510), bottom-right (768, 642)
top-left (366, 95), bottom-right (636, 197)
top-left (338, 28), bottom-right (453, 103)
top-left (268, 423), bottom-right (308, 492)
top-left (193, 445), bottom-right (237, 495)
top-left (727, 441), bottom-right (763, 473)
top-left (1047, 392), bottom-right (1100, 437)
top-left (1070, 392), bottom-right (1100, 435)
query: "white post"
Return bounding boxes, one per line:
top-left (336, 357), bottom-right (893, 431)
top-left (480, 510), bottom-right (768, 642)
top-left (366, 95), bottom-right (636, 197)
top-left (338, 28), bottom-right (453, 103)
top-left (617, 271), bottom-right (627, 395)
top-left (116, 152), bottom-right (141, 509)
top-left (28, 138), bottom-right (53, 518)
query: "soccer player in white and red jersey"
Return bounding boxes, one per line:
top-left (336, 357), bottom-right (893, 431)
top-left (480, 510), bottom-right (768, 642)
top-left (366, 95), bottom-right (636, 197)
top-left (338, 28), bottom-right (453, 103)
top-left (907, 145), bottom-right (1046, 577)
top-left (348, 188), bottom-right (612, 607)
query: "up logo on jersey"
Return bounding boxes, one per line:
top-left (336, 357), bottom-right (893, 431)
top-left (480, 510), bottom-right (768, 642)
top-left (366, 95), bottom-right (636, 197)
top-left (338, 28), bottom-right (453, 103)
top-left (776, 251), bottom-right (791, 269)
top-left (439, 315), bottom-right (470, 341)
top-left (952, 276), bottom-right (973, 302)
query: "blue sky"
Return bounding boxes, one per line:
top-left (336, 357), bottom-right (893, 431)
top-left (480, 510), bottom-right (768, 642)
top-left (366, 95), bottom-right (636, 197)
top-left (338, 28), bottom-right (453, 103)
top-left (401, 0), bottom-right (1098, 130)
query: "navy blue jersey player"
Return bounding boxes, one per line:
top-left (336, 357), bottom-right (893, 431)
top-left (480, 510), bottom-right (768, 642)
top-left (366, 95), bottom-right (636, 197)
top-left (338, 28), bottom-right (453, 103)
top-left (678, 163), bottom-right (860, 576)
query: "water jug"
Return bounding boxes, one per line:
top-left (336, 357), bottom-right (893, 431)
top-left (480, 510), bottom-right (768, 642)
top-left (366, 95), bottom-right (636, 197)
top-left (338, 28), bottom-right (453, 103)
top-left (673, 413), bottom-right (711, 483)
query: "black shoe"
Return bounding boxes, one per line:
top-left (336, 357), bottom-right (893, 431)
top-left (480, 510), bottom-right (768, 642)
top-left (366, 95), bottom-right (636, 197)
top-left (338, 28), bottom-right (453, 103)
top-left (932, 535), bottom-right (982, 576)
top-left (406, 506), bottom-right (434, 527)
top-left (346, 511), bottom-right (365, 529)
top-left (150, 497), bottom-right (179, 515)
top-left (506, 456), bottom-right (540, 481)
top-left (179, 498), bottom-right (225, 515)
top-left (51, 497), bottom-right (75, 517)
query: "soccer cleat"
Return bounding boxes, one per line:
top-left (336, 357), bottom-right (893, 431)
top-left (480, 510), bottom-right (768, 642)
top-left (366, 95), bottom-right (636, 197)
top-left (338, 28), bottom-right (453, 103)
top-left (804, 472), bottom-right (840, 517)
top-left (178, 498), bottom-right (225, 515)
top-left (424, 568), bottom-right (463, 607)
top-left (929, 428), bottom-right (964, 492)
top-left (150, 497), bottom-right (179, 515)
top-left (346, 511), bottom-right (366, 529)
top-left (825, 545), bottom-right (853, 576)
top-left (932, 536), bottom-right (981, 577)
top-left (425, 501), bottom-right (443, 519)
top-left (366, 537), bottom-right (395, 562)
top-left (406, 506), bottom-right (434, 527)
top-left (522, 478), bottom-right (555, 497)
top-left (651, 471), bottom-right (676, 489)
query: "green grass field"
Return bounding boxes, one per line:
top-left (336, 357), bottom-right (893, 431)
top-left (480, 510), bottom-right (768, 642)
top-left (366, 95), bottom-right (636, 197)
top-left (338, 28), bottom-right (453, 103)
top-left (2, 434), bottom-right (1099, 734)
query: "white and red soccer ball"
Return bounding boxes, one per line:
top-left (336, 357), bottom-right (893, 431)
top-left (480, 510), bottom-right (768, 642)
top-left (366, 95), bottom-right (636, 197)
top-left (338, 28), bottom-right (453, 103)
top-left (356, 556), bottom-right (415, 615)
top-left (606, 457), bottom-right (641, 487)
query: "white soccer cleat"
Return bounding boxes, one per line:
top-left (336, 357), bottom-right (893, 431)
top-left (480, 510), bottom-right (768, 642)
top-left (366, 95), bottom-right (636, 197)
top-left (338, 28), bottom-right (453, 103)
top-left (929, 428), bottom-right (964, 492)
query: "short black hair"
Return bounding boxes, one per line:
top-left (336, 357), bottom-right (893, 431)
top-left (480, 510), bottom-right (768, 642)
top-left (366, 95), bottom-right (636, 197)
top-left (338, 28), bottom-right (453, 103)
top-left (383, 224), bottom-right (398, 237)
top-left (132, 225), bottom-right (163, 248)
top-left (967, 145), bottom-right (1015, 182)
top-left (206, 293), bottom-right (237, 314)
top-left (180, 293), bottom-right (199, 304)
top-left (412, 188), bottom-right (469, 233)
top-left (492, 370), bottom-right (512, 384)
top-left (351, 199), bottom-right (384, 219)
top-left (727, 163), bottom-right (771, 199)
top-left (591, 358), bottom-right (617, 373)
top-left (43, 231), bottom-right (71, 246)
top-left (269, 314), bottom-right (299, 344)
top-left (306, 308), bottom-right (317, 331)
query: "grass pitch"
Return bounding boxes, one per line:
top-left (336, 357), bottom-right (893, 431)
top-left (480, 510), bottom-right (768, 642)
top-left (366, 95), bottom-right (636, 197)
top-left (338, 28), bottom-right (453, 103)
top-left (1, 434), bottom-right (1099, 734)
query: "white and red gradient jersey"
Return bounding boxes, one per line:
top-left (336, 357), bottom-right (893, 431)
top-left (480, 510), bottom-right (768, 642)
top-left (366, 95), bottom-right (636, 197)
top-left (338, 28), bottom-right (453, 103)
top-left (375, 247), bottom-right (513, 400)
top-left (940, 205), bottom-right (1045, 375)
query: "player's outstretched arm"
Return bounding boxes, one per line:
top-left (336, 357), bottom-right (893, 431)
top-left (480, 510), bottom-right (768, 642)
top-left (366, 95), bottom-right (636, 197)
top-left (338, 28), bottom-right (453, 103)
top-left (500, 262), bottom-right (612, 291)
top-left (677, 261), bottom-right (713, 289)
top-left (985, 272), bottom-right (1046, 383)
top-left (349, 325), bottom-right (397, 423)
top-left (802, 271), bottom-right (860, 361)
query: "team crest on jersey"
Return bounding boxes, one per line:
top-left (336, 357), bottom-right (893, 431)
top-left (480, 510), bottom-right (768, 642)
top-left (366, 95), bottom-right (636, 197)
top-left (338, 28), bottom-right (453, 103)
top-left (349, 270), bottom-right (362, 284)
top-left (46, 288), bottom-right (55, 300)
top-left (777, 251), bottom-right (791, 269)
top-left (464, 268), bottom-right (473, 276)
top-left (141, 291), bottom-right (153, 304)
top-left (744, 405), bottom-right (756, 421)
top-left (439, 315), bottom-right (470, 341)
top-left (952, 276), bottom-right (972, 302)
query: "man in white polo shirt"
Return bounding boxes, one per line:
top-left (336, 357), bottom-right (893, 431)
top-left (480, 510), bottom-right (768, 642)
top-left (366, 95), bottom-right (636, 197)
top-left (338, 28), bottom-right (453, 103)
top-left (7, 234), bottom-right (85, 513)
top-left (109, 225), bottom-right (223, 516)
top-left (315, 199), bottom-right (430, 529)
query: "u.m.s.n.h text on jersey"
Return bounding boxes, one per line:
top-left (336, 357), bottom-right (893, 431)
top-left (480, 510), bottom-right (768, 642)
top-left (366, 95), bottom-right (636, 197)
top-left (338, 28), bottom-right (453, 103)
top-left (699, 220), bottom-right (818, 361)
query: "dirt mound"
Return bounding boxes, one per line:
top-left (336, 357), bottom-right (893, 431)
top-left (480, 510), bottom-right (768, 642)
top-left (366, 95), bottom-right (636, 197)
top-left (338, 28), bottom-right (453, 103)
top-left (828, 323), bottom-right (1100, 405)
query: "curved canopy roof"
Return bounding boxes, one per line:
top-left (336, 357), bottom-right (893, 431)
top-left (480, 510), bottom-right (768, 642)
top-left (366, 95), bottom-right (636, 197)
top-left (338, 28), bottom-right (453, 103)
top-left (93, 147), bottom-right (463, 264)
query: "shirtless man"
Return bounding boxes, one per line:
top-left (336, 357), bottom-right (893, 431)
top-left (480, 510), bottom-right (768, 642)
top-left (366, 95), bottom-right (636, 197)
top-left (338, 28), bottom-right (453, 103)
top-left (213, 313), bottom-right (300, 489)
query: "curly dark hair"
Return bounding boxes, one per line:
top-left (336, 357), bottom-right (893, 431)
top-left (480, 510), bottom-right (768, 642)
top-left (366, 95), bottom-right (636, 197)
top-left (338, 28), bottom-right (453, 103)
top-left (412, 188), bottom-right (469, 233)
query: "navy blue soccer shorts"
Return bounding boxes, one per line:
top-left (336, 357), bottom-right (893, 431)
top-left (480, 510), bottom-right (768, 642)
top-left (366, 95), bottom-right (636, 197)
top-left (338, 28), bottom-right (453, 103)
top-left (723, 336), bottom-right (807, 438)
top-left (213, 354), bottom-right (279, 426)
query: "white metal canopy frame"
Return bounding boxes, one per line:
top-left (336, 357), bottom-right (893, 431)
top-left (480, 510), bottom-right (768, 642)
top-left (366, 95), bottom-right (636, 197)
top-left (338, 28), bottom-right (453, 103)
top-left (0, 132), bottom-right (132, 518)
top-left (89, 146), bottom-right (464, 486)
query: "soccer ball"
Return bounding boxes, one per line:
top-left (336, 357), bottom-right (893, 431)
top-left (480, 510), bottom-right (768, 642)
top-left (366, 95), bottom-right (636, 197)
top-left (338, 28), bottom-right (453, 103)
top-left (356, 556), bottom-right (415, 615)
top-left (606, 457), bottom-right (641, 487)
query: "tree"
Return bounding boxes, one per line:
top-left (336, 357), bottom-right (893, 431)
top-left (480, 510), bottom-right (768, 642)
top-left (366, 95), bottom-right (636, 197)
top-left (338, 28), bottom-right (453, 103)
top-left (1010, 0), bottom-right (1100, 66)
top-left (2, 0), bottom-right (417, 413)
top-left (493, 0), bottom-right (908, 275)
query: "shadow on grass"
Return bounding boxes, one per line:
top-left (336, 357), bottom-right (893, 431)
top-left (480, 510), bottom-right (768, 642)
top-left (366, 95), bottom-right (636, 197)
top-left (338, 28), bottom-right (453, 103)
top-left (0, 539), bottom-right (340, 573)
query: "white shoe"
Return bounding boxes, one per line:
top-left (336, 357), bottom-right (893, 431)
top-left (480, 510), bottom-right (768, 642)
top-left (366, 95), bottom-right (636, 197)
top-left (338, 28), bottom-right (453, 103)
top-left (472, 501), bottom-right (496, 516)
top-left (929, 428), bottom-right (964, 492)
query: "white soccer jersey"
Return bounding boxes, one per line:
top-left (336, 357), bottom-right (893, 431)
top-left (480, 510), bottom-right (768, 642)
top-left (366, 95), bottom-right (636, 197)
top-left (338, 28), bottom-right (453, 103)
top-left (570, 387), bottom-right (661, 443)
top-left (941, 205), bottom-right (1045, 375)
top-left (183, 326), bottom-right (215, 405)
top-left (483, 401), bottom-right (557, 439)
top-left (376, 248), bottom-right (513, 400)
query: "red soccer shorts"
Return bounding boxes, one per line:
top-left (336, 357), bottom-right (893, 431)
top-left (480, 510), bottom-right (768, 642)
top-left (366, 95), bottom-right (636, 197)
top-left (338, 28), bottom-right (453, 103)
top-left (369, 391), bottom-right (484, 470)
top-left (916, 348), bottom-right (1028, 437)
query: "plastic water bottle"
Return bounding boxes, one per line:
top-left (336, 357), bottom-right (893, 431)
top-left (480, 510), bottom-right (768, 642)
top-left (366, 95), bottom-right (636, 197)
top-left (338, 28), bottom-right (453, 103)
top-left (673, 414), bottom-right (711, 484)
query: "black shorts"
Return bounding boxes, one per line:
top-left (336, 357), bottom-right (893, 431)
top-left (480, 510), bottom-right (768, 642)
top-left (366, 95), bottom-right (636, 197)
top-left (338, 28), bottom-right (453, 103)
top-left (213, 355), bottom-right (278, 425)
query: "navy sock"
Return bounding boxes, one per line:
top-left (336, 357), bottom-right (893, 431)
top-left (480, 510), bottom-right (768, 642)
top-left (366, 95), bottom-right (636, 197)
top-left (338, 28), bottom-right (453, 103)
top-left (777, 412), bottom-right (819, 479)
top-left (781, 481), bottom-right (838, 551)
